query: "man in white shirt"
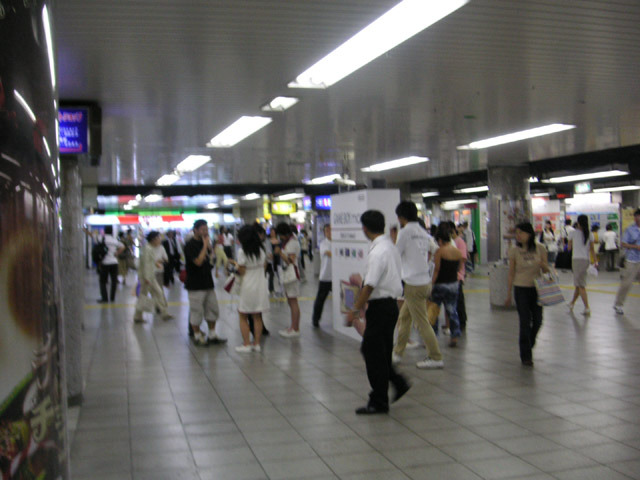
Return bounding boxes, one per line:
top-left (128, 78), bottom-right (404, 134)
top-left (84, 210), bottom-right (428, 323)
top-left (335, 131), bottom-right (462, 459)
top-left (393, 202), bottom-right (444, 369)
top-left (346, 210), bottom-right (410, 415)
top-left (312, 225), bottom-right (333, 327)
top-left (98, 225), bottom-right (125, 303)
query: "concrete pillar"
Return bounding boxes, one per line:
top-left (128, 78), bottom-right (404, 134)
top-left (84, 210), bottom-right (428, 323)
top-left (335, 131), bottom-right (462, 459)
top-left (60, 157), bottom-right (84, 405)
top-left (487, 165), bottom-right (531, 263)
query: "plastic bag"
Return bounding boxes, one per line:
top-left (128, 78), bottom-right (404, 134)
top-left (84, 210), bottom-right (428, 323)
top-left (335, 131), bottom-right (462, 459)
top-left (587, 264), bottom-right (598, 277)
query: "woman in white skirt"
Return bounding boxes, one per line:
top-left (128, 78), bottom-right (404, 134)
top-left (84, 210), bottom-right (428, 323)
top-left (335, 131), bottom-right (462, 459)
top-left (568, 215), bottom-right (597, 316)
top-left (233, 225), bottom-right (269, 352)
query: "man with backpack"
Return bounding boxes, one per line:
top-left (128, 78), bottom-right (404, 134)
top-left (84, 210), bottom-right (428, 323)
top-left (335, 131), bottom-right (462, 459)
top-left (94, 225), bottom-right (125, 303)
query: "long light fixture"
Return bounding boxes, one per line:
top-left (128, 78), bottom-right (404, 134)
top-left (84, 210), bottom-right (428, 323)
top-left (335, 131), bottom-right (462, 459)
top-left (441, 198), bottom-right (478, 210)
top-left (207, 203), bottom-right (218, 209)
top-left (176, 155), bottom-right (210, 173)
top-left (144, 194), bottom-right (163, 203)
top-left (276, 193), bottom-right (305, 201)
top-left (453, 185), bottom-right (489, 194)
top-left (243, 193), bottom-right (261, 200)
top-left (307, 173), bottom-right (341, 184)
top-left (543, 170), bottom-right (629, 184)
top-left (14, 90), bottom-right (36, 123)
top-left (288, 0), bottom-right (467, 89)
top-left (156, 173), bottom-right (181, 186)
top-left (361, 156), bottom-right (428, 172)
top-left (223, 198), bottom-right (239, 206)
top-left (207, 116), bottom-right (272, 148)
top-left (422, 191), bottom-right (440, 198)
top-left (593, 185), bottom-right (640, 193)
top-left (42, 5), bottom-right (56, 89)
top-left (261, 97), bottom-right (299, 112)
top-left (457, 124), bottom-right (576, 150)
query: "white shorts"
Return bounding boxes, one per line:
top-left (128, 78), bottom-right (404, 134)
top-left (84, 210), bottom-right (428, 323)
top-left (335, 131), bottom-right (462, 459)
top-left (188, 289), bottom-right (220, 325)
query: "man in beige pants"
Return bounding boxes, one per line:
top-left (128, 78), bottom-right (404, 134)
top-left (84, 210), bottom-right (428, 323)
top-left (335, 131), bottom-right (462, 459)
top-left (134, 231), bottom-right (173, 323)
top-left (392, 201), bottom-right (444, 369)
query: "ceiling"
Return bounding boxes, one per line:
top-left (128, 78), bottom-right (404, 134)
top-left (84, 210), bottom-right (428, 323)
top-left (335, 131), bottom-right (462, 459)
top-left (55, 0), bottom-right (640, 202)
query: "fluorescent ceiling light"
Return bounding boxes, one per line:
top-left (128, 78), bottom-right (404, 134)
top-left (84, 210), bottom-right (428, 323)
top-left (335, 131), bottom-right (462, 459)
top-left (288, 0), bottom-right (467, 89)
top-left (243, 193), bottom-right (261, 200)
top-left (42, 6), bottom-right (56, 89)
top-left (441, 199), bottom-right (478, 210)
top-left (261, 96), bottom-right (299, 112)
top-left (543, 170), bottom-right (628, 184)
top-left (176, 155), bottom-right (210, 173)
top-left (276, 193), bottom-right (305, 201)
top-left (128, 200), bottom-right (140, 206)
top-left (593, 185), bottom-right (640, 193)
top-left (422, 191), bottom-right (440, 197)
top-left (156, 173), bottom-right (181, 186)
top-left (529, 177), bottom-right (539, 183)
top-left (533, 192), bottom-right (550, 197)
top-left (457, 124), bottom-right (576, 150)
top-left (307, 174), bottom-right (342, 185)
top-left (207, 203), bottom-right (218, 209)
top-left (361, 156), bottom-right (429, 172)
top-left (223, 198), bottom-right (239, 206)
top-left (144, 194), bottom-right (163, 203)
top-left (123, 204), bottom-right (133, 211)
top-left (207, 116), bottom-right (272, 148)
top-left (453, 185), bottom-right (488, 194)
top-left (14, 90), bottom-right (36, 123)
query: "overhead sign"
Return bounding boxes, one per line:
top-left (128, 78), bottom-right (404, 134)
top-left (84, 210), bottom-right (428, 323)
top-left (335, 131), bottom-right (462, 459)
top-left (58, 108), bottom-right (89, 154)
top-left (302, 196), bottom-right (312, 211)
top-left (574, 181), bottom-right (592, 194)
top-left (315, 195), bottom-right (332, 210)
top-left (271, 202), bottom-right (296, 215)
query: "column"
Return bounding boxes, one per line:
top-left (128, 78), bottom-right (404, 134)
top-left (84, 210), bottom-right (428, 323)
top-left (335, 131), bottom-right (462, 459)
top-left (60, 157), bottom-right (84, 405)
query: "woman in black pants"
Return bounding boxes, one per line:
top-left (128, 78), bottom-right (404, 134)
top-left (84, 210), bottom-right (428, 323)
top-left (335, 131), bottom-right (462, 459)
top-left (505, 222), bottom-right (552, 366)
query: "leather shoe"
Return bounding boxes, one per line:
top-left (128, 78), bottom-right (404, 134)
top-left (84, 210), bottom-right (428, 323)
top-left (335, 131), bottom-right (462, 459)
top-left (393, 382), bottom-right (411, 403)
top-left (355, 405), bottom-right (388, 415)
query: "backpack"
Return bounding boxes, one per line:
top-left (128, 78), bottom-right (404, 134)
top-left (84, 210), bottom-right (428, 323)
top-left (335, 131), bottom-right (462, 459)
top-left (92, 239), bottom-right (108, 265)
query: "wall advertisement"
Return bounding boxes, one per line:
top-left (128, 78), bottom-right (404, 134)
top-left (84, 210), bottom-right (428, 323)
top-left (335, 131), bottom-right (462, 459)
top-left (330, 190), bottom-right (400, 340)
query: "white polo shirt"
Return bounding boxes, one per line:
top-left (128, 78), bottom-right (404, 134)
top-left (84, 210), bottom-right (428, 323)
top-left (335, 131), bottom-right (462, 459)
top-left (319, 238), bottom-right (332, 282)
top-left (364, 234), bottom-right (403, 300)
top-left (395, 222), bottom-right (431, 286)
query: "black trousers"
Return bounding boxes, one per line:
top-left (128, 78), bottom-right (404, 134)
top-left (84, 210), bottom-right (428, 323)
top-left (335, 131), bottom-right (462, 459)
top-left (457, 281), bottom-right (467, 331)
top-left (514, 286), bottom-right (543, 362)
top-left (361, 298), bottom-right (408, 410)
top-left (223, 246), bottom-right (233, 261)
top-left (312, 281), bottom-right (332, 324)
top-left (99, 264), bottom-right (119, 301)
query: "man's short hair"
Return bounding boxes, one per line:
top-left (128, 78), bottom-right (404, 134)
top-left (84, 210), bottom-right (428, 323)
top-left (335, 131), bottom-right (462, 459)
top-left (275, 223), bottom-right (291, 236)
top-left (193, 219), bottom-right (208, 230)
top-left (462, 221), bottom-right (469, 228)
top-left (395, 201), bottom-right (418, 221)
top-left (323, 224), bottom-right (331, 231)
top-left (360, 210), bottom-right (385, 234)
top-left (635, 208), bottom-right (640, 216)
top-left (104, 225), bottom-right (113, 235)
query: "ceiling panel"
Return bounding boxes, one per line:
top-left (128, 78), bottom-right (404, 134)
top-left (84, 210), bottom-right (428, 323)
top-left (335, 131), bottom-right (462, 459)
top-left (54, 0), bottom-right (640, 191)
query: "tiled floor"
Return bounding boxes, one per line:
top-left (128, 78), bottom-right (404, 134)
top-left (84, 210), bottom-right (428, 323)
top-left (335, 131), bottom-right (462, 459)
top-left (70, 267), bottom-right (640, 480)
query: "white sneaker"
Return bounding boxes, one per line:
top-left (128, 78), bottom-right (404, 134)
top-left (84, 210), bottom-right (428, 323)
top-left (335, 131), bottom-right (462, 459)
top-left (392, 353), bottom-right (402, 365)
top-left (252, 344), bottom-right (262, 353)
top-left (193, 332), bottom-right (208, 346)
top-left (442, 328), bottom-right (451, 336)
top-left (614, 305), bottom-right (624, 315)
top-left (208, 334), bottom-right (228, 345)
top-left (583, 309), bottom-right (591, 316)
top-left (406, 340), bottom-right (421, 350)
top-left (416, 358), bottom-right (444, 369)
top-left (279, 329), bottom-right (300, 338)
top-left (235, 345), bottom-right (253, 353)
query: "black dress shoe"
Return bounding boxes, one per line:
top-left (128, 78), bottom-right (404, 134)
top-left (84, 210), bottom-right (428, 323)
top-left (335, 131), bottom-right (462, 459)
top-left (393, 382), bottom-right (411, 403)
top-left (355, 405), bottom-right (388, 415)
top-left (521, 360), bottom-right (534, 367)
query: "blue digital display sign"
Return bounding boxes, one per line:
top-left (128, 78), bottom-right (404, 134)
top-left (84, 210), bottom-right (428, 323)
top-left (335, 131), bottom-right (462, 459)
top-left (315, 195), bottom-right (332, 210)
top-left (302, 196), bottom-right (312, 211)
top-left (58, 108), bottom-right (89, 154)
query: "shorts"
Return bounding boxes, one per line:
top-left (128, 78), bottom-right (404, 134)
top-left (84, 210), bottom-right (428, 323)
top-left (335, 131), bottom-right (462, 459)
top-left (283, 280), bottom-right (300, 299)
top-left (188, 289), bottom-right (220, 325)
top-left (572, 258), bottom-right (589, 287)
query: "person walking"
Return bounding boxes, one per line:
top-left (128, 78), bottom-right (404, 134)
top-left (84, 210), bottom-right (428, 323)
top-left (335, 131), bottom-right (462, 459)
top-left (346, 210), bottom-right (410, 415)
top-left (312, 224), bottom-right (332, 328)
top-left (431, 225), bottom-right (465, 347)
top-left (505, 222), bottom-right (552, 366)
top-left (391, 202), bottom-right (444, 369)
top-left (614, 208), bottom-right (640, 315)
top-left (98, 226), bottom-right (125, 303)
top-left (232, 225), bottom-right (269, 353)
top-left (568, 214), bottom-right (597, 315)
top-left (162, 230), bottom-right (180, 286)
top-left (602, 223), bottom-right (619, 272)
top-left (276, 223), bottom-right (301, 337)
top-left (214, 229), bottom-right (228, 279)
top-left (184, 220), bottom-right (227, 346)
top-left (540, 220), bottom-right (559, 265)
top-left (133, 231), bottom-right (173, 323)
top-left (222, 226), bottom-right (235, 261)
top-left (117, 232), bottom-right (130, 285)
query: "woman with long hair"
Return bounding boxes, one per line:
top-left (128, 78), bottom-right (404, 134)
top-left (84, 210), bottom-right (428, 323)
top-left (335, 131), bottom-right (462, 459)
top-left (231, 225), bottom-right (269, 352)
top-left (540, 220), bottom-right (558, 265)
top-left (275, 223), bottom-right (301, 337)
top-left (506, 222), bottom-right (551, 366)
top-left (214, 228), bottom-right (228, 278)
top-left (568, 214), bottom-right (597, 315)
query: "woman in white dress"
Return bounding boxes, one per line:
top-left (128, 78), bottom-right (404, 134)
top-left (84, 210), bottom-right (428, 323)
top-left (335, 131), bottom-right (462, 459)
top-left (232, 225), bottom-right (269, 353)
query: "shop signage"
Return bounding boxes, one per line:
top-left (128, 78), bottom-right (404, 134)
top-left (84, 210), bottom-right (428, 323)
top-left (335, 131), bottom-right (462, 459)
top-left (271, 202), bottom-right (296, 215)
top-left (302, 196), bottom-right (312, 211)
top-left (315, 195), bottom-right (332, 210)
top-left (58, 107), bottom-right (89, 154)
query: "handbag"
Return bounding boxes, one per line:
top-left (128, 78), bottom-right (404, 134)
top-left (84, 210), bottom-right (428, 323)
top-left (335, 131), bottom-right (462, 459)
top-left (138, 294), bottom-right (155, 313)
top-left (282, 263), bottom-right (299, 284)
top-left (534, 274), bottom-right (564, 306)
top-left (179, 269), bottom-right (187, 283)
top-left (223, 273), bottom-right (241, 295)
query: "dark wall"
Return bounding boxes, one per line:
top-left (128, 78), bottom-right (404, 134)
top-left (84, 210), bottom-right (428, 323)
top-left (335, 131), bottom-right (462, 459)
top-left (0, 1), bottom-right (68, 478)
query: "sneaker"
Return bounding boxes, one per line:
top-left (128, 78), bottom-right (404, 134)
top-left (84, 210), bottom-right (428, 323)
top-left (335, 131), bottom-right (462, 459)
top-left (614, 305), bottom-right (624, 315)
top-left (416, 358), bottom-right (444, 369)
top-left (161, 313), bottom-right (174, 321)
top-left (406, 340), bottom-right (421, 350)
top-left (279, 329), bottom-right (300, 338)
top-left (442, 327), bottom-right (451, 336)
top-left (208, 334), bottom-right (228, 345)
top-left (567, 302), bottom-right (575, 312)
top-left (392, 353), bottom-right (402, 365)
top-left (235, 345), bottom-right (253, 353)
top-left (193, 332), bottom-right (208, 346)
top-left (133, 316), bottom-right (145, 324)
top-left (583, 308), bottom-right (591, 316)
top-left (252, 345), bottom-right (262, 353)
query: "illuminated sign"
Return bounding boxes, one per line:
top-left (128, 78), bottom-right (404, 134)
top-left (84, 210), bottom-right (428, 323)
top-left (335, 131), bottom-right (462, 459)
top-left (574, 181), bottom-right (592, 194)
top-left (271, 202), bottom-right (296, 215)
top-left (58, 108), bottom-right (89, 154)
top-left (315, 195), bottom-right (332, 210)
top-left (302, 196), bottom-right (312, 211)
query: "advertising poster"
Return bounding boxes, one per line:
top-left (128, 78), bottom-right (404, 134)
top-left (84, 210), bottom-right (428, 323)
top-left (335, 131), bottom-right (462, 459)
top-left (532, 199), bottom-right (562, 233)
top-left (500, 200), bottom-right (531, 259)
top-left (1, 0), bottom-right (68, 478)
top-left (330, 190), bottom-right (399, 340)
